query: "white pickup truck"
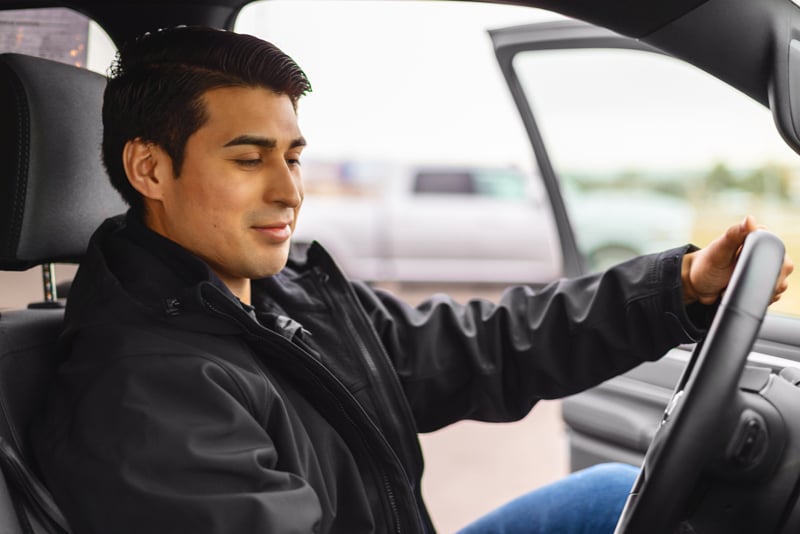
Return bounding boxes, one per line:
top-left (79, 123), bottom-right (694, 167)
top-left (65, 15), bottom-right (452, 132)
top-left (292, 162), bottom-right (693, 284)
top-left (293, 163), bottom-right (562, 284)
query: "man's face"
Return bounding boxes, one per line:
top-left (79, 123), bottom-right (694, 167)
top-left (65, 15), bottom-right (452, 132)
top-left (146, 86), bottom-right (305, 292)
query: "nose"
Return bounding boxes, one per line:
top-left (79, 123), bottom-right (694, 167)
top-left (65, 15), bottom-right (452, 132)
top-left (268, 161), bottom-right (303, 209)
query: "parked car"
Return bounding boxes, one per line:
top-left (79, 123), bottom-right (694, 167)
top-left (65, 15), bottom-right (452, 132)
top-left (293, 162), bottom-right (694, 282)
top-left (293, 162), bottom-right (563, 283)
top-left (565, 186), bottom-right (695, 271)
top-left (0, 1), bottom-right (799, 533)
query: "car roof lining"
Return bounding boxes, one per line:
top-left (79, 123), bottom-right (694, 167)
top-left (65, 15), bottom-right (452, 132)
top-left (0, 0), bottom-right (721, 41)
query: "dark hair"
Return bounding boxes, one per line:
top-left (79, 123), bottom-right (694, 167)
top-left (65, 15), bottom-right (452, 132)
top-left (102, 26), bottom-right (312, 215)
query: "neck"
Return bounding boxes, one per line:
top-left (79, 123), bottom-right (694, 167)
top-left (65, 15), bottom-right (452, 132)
top-left (141, 211), bottom-right (252, 305)
top-left (217, 275), bottom-right (251, 306)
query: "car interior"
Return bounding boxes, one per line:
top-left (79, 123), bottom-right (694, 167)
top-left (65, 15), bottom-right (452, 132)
top-left (0, 52), bottom-right (125, 532)
top-left (1, 0), bottom-right (800, 533)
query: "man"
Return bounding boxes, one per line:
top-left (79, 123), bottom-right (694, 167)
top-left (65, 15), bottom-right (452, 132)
top-left (31, 26), bottom-right (792, 534)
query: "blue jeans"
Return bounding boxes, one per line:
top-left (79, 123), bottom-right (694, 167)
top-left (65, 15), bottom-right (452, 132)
top-left (456, 463), bottom-right (638, 534)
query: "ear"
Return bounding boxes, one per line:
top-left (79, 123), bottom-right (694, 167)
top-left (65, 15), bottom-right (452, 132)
top-left (122, 138), bottom-right (169, 201)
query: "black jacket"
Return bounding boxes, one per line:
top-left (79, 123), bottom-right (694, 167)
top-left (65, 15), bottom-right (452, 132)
top-left (32, 214), bottom-right (706, 533)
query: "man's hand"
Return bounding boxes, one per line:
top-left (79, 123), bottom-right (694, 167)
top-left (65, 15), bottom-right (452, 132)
top-left (681, 215), bottom-right (793, 306)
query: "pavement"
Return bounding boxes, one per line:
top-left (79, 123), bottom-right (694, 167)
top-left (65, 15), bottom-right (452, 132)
top-left (419, 401), bottom-right (568, 533)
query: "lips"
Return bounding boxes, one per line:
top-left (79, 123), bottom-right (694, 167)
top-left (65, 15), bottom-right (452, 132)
top-left (252, 222), bottom-right (293, 242)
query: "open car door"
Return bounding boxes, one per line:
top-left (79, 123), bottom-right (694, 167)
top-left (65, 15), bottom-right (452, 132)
top-left (489, 19), bottom-right (800, 473)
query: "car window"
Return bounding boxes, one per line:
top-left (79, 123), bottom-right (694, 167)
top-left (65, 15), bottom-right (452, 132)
top-left (513, 48), bottom-right (800, 316)
top-left (236, 0), bottom-right (564, 290)
top-left (413, 171), bottom-right (476, 195)
top-left (411, 168), bottom-right (529, 198)
top-left (0, 7), bottom-right (115, 74)
top-left (0, 7), bottom-right (116, 309)
top-left (473, 169), bottom-right (529, 199)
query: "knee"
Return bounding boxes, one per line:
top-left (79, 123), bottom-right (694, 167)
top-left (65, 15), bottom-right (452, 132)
top-left (583, 462), bottom-right (639, 477)
top-left (576, 462), bottom-right (639, 495)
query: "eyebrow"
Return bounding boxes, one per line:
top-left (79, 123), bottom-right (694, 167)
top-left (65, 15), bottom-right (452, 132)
top-left (223, 135), bottom-right (307, 149)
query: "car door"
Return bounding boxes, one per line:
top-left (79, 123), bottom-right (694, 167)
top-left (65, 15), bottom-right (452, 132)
top-left (489, 19), bottom-right (800, 471)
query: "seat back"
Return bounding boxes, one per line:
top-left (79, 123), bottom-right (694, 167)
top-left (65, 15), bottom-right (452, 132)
top-left (0, 53), bottom-right (126, 532)
top-left (0, 309), bottom-right (67, 533)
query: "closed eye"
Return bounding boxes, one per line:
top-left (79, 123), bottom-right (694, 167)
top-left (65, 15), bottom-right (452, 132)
top-left (235, 158), bottom-right (262, 167)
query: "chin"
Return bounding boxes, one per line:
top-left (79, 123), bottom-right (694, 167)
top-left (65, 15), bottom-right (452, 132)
top-left (250, 258), bottom-right (289, 280)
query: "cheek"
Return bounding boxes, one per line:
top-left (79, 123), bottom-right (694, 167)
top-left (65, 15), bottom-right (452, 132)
top-left (189, 181), bottom-right (244, 228)
top-left (203, 205), bottom-right (245, 239)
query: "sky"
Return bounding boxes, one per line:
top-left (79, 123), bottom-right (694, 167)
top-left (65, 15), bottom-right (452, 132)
top-left (234, 1), bottom-right (799, 174)
top-left (85, 0), bottom-right (800, 176)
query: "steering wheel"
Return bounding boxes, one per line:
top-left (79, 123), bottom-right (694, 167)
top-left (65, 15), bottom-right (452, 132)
top-left (613, 230), bottom-right (785, 534)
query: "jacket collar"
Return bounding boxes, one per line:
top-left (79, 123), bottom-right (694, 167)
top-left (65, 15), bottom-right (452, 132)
top-left (62, 213), bottom-right (250, 338)
top-left (63, 212), bottom-right (336, 342)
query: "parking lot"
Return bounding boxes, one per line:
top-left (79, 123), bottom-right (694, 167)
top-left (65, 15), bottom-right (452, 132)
top-left (420, 400), bottom-right (568, 532)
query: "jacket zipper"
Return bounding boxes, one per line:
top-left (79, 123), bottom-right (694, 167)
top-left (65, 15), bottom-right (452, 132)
top-left (311, 266), bottom-right (423, 455)
top-left (310, 267), bottom-right (430, 533)
top-left (291, 331), bottom-right (404, 534)
top-left (201, 296), bottom-right (406, 534)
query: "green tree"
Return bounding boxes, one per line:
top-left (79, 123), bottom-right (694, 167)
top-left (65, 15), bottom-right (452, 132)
top-left (703, 162), bottom-right (737, 194)
top-left (742, 163), bottom-right (791, 199)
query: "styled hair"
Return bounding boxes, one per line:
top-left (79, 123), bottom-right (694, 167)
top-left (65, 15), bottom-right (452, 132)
top-left (102, 26), bottom-right (312, 214)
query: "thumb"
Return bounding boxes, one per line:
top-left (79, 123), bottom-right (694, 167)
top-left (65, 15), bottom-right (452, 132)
top-left (715, 215), bottom-right (757, 267)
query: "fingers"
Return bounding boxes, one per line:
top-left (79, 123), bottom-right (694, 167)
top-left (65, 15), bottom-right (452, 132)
top-left (740, 216), bottom-right (793, 306)
top-left (731, 214), bottom-right (757, 238)
top-left (685, 215), bottom-right (792, 308)
top-left (741, 214), bottom-right (758, 233)
top-left (771, 253), bottom-right (794, 304)
top-left (713, 215), bottom-right (757, 267)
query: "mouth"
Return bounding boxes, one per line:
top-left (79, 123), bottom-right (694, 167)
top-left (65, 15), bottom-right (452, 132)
top-left (252, 222), bottom-right (293, 243)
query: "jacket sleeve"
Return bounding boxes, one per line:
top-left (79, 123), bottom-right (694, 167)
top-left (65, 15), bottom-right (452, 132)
top-left (354, 246), bottom-right (710, 432)
top-left (34, 350), bottom-right (323, 534)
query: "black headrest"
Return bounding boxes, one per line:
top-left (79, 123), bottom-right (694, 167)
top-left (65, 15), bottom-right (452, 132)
top-left (0, 53), bottom-right (126, 271)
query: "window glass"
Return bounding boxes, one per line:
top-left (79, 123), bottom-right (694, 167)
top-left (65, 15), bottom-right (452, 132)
top-left (86, 18), bottom-right (117, 75)
top-left (414, 172), bottom-right (476, 195)
top-left (236, 0), bottom-right (563, 288)
top-left (0, 7), bottom-right (115, 74)
top-left (474, 169), bottom-right (528, 199)
top-left (514, 48), bottom-right (800, 316)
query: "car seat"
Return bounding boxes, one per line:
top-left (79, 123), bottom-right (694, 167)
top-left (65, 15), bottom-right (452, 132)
top-left (0, 53), bottom-right (126, 533)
